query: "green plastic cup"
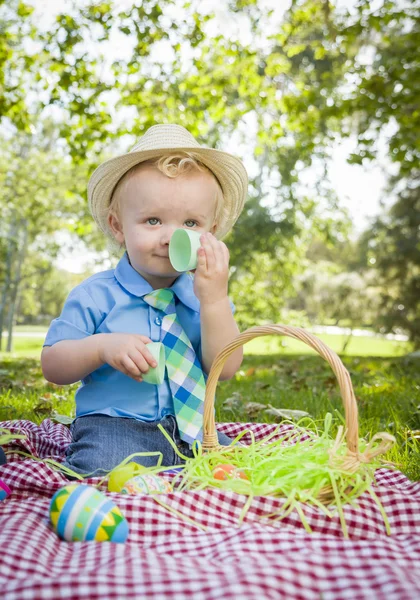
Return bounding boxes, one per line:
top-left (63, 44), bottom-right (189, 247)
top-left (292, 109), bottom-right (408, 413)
top-left (169, 229), bottom-right (202, 272)
top-left (142, 342), bottom-right (166, 385)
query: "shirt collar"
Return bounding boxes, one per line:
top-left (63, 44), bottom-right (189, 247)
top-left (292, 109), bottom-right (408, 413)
top-left (114, 252), bottom-right (200, 313)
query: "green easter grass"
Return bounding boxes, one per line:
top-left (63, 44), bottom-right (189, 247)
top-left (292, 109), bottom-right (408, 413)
top-left (156, 413), bottom-right (394, 537)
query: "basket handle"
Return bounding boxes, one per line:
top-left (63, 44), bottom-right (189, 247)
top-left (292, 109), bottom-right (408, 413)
top-left (202, 325), bottom-right (359, 451)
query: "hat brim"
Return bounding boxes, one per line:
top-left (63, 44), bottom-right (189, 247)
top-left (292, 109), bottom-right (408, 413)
top-left (88, 146), bottom-right (248, 240)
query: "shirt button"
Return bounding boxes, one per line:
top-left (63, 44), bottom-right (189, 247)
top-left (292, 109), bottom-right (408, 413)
top-left (154, 317), bottom-right (162, 326)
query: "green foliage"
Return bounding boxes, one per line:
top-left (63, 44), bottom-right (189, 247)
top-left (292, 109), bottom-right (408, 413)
top-left (336, 0), bottom-right (419, 178)
top-left (0, 0), bottom-right (418, 341)
top-left (322, 0), bottom-right (419, 345)
top-left (230, 250), bottom-right (307, 330)
top-left (0, 124), bottom-right (96, 349)
top-left (293, 264), bottom-right (382, 327)
top-left (17, 263), bottom-right (89, 327)
top-left (360, 183), bottom-right (420, 347)
top-left (0, 0), bottom-right (36, 128)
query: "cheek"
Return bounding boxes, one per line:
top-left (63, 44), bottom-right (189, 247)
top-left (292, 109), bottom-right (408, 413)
top-left (133, 228), bottom-right (157, 252)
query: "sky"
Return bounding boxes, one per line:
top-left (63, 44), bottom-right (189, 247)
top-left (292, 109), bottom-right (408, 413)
top-left (30, 0), bottom-right (390, 273)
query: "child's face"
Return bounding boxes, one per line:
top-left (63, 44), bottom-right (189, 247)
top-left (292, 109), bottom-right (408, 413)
top-left (108, 165), bottom-right (219, 288)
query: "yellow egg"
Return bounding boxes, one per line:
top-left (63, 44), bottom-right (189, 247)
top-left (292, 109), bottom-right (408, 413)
top-left (107, 462), bottom-right (148, 492)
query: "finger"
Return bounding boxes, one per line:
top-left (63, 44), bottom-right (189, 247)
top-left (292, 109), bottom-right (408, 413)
top-left (221, 242), bottom-right (230, 265)
top-left (201, 233), bottom-right (216, 269)
top-left (128, 350), bottom-right (150, 374)
top-left (135, 335), bottom-right (153, 344)
top-left (208, 236), bottom-right (227, 273)
top-left (120, 355), bottom-right (146, 380)
top-left (196, 245), bottom-right (207, 271)
top-left (142, 343), bottom-right (158, 367)
top-left (213, 238), bottom-right (227, 266)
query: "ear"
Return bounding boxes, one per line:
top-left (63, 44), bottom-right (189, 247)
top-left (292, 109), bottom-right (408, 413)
top-left (108, 211), bottom-right (125, 245)
top-left (210, 221), bottom-right (218, 235)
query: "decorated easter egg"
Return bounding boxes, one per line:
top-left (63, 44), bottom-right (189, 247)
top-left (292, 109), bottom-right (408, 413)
top-left (49, 484), bottom-right (129, 543)
top-left (0, 479), bottom-right (11, 502)
top-left (121, 473), bottom-right (173, 495)
top-left (108, 462), bottom-right (148, 492)
top-left (213, 464), bottom-right (249, 481)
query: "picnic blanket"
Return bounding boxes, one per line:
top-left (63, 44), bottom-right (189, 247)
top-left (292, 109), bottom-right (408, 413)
top-left (1, 419), bottom-right (420, 600)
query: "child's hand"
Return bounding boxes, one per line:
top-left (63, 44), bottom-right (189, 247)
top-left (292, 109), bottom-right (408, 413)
top-left (98, 333), bottom-right (157, 382)
top-left (193, 232), bottom-right (230, 306)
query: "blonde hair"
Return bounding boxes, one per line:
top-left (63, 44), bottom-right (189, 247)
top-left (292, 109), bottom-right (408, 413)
top-left (108, 152), bottom-right (224, 231)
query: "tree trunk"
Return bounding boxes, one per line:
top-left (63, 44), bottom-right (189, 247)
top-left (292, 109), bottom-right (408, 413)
top-left (341, 330), bottom-right (353, 354)
top-left (0, 216), bottom-right (18, 351)
top-left (6, 219), bottom-right (28, 352)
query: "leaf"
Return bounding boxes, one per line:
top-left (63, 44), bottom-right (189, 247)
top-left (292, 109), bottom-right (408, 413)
top-left (33, 398), bottom-right (53, 415)
top-left (286, 43), bottom-right (306, 58)
top-left (243, 401), bottom-right (266, 417)
top-left (50, 411), bottom-right (74, 426)
top-left (222, 392), bottom-right (243, 410)
top-left (264, 405), bottom-right (311, 421)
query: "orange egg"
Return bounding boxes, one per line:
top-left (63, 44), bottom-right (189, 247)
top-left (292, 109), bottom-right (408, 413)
top-left (212, 464), bottom-right (249, 481)
top-left (213, 465), bottom-right (231, 480)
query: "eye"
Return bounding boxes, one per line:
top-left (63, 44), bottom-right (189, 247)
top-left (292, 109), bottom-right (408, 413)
top-left (147, 218), bottom-right (160, 225)
top-left (184, 220), bottom-right (198, 227)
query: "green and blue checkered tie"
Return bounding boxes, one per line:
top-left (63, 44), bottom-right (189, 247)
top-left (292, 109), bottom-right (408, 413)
top-left (143, 288), bottom-right (205, 445)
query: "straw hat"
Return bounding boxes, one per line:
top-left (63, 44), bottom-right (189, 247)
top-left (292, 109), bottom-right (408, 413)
top-left (88, 124), bottom-right (248, 240)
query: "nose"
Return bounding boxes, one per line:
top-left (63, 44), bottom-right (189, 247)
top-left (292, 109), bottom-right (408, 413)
top-left (161, 225), bottom-right (177, 245)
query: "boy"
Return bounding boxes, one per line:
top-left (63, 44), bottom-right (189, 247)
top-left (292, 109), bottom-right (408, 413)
top-left (41, 124), bottom-right (248, 476)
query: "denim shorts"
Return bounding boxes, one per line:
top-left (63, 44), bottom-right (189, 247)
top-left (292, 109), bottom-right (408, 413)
top-left (62, 414), bottom-right (234, 477)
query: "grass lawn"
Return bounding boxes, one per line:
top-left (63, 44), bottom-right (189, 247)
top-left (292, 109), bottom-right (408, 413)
top-left (2, 331), bottom-right (412, 358)
top-left (1, 334), bottom-right (419, 480)
top-left (245, 333), bottom-right (410, 357)
top-left (13, 325), bottom-right (49, 333)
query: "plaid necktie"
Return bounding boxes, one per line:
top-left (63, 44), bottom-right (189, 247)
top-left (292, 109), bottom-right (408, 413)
top-left (143, 288), bottom-right (205, 445)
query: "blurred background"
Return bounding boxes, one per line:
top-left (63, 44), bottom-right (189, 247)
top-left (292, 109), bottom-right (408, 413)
top-left (0, 0), bottom-right (418, 356)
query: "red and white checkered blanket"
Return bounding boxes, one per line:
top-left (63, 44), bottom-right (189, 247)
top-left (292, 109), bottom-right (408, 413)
top-left (1, 419), bottom-right (420, 599)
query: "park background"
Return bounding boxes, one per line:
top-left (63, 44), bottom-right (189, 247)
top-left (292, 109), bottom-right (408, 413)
top-left (0, 0), bottom-right (419, 478)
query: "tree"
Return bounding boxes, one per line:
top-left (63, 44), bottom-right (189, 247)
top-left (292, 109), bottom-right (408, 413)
top-left (0, 125), bottom-right (88, 350)
top-left (17, 260), bottom-right (89, 327)
top-left (332, 0), bottom-right (420, 346)
top-left (360, 183), bottom-right (420, 347)
top-left (1, 0), bottom-right (418, 337)
top-left (293, 264), bottom-right (382, 352)
top-left (1, 0), bottom-right (351, 329)
top-left (0, 0), bottom-right (36, 129)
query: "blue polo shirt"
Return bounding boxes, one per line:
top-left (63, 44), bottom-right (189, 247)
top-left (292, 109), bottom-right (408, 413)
top-left (43, 252), bottom-right (234, 422)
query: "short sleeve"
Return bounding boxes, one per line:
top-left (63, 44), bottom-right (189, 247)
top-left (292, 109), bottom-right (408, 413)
top-left (43, 286), bottom-right (103, 347)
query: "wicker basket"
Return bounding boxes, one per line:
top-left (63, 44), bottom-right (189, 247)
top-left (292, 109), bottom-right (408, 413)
top-left (201, 325), bottom-right (395, 483)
